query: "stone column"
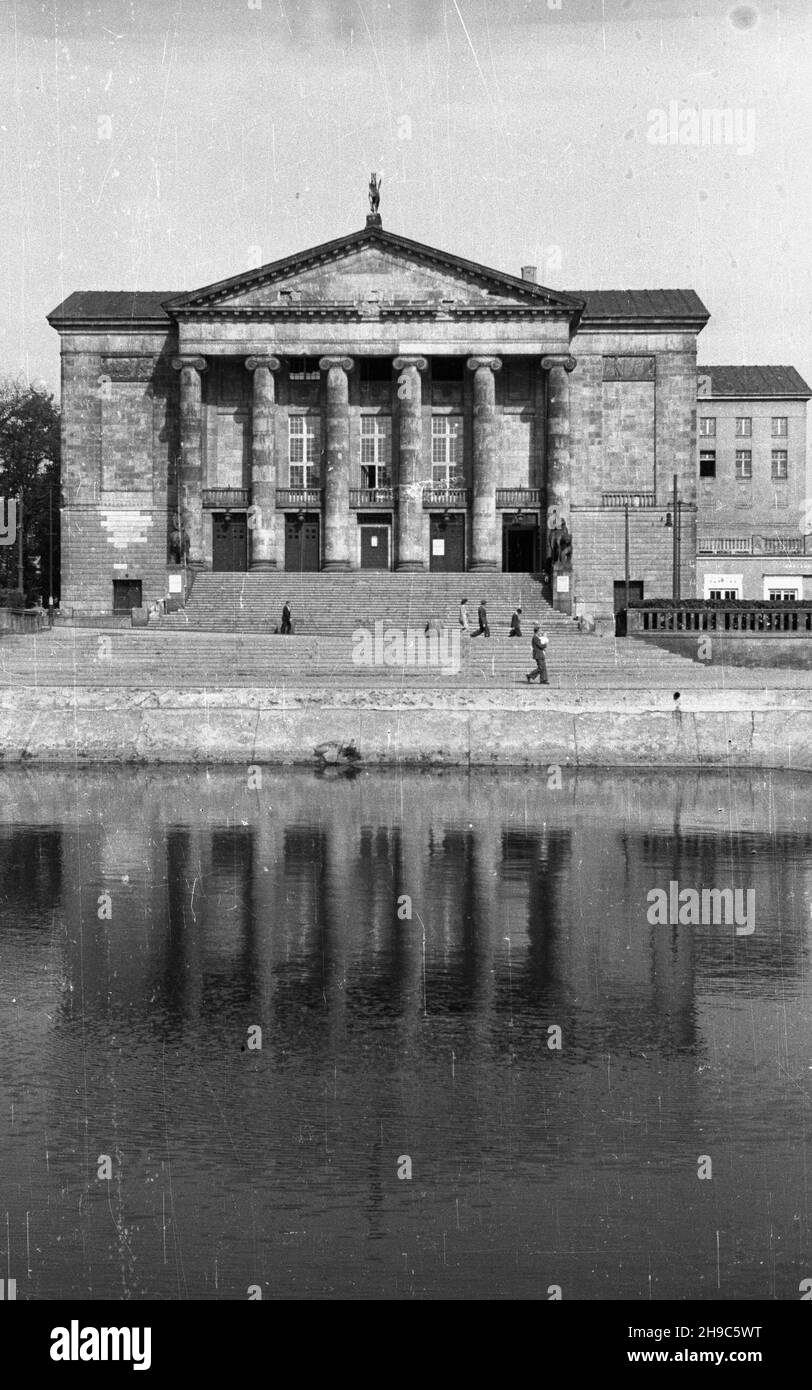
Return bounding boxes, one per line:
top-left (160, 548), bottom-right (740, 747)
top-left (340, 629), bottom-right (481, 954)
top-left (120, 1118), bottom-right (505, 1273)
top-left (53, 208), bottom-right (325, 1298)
top-left (467, 356), bottom-right (502, 571)
top-left (393, 355), bottom-right (427, 571)
top-left (541, 354), bottom-right (576, 528)
top-left (246, 355), bottom-right (281, 570)
top-left (171, 355), bottom-right (207, 568)
top-left (319, 356), bottom-right (353, 571)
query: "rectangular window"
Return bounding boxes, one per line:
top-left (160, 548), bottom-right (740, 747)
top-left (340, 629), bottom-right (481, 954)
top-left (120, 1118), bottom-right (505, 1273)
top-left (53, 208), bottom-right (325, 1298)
top-left (735, 417), bottom-right (752, 437)
top-left (359, 415), bottom-right (391, 488)
top-left (699, 450), bottom-right (716, 478)
top-left (431, 416), bottom-right (464, 487)
top-left (735, 450), bottom-right (752, 480)
top-left (772, 417), bottom-right (788, 437)
top-left (771, 450), bottom-right (788, 479)
top-left (709, 589), bottom-right (739, 601)
top-left (288, 416), bottom-right (320, 488)
top-left (699, 417), bottom-right (716, 437)
top-left (764, 575), bottom-right (803, 600)
top-left (288, 357), bottom-right (321, 381)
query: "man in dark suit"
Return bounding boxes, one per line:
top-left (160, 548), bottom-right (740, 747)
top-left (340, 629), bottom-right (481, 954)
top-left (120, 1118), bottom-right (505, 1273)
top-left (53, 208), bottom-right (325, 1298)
top-left (526, 624), bottom-right (549, 684)
top-left (281, 601), bottom-right (292, 635)
top-left (475, 600), bottom-right (490, 638)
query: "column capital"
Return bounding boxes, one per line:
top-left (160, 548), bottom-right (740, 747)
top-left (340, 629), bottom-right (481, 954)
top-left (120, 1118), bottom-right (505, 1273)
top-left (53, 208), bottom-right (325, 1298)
top-left (393, 355), bottom-right (427, 372)
top-left (319, 355), bottom-right (354, 373)
top-left (245, 355), bottom-right (281, 373)
top-left (467, 356), bottom-right (502, 373)
top-left (171, 355), bottom-right (207, 373)
top-left (541, 354), bottom-right (576, 373)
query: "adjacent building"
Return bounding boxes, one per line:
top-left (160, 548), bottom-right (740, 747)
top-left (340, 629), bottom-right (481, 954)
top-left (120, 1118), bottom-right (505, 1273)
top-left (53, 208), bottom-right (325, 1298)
top-left (49, 214), bottom-right (713, 620)
top-left (695, 366), bottom-right (812, 600)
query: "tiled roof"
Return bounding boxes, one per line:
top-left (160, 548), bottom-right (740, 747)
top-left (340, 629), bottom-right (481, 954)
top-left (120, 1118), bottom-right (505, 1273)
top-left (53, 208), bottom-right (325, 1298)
top-left (698, 365), bottom-right (811, 397)
top-left (47, 291), bottom-right (174, 323)
top-left (574, 289), bottom-right (710, 322)
top-left (49, 285), bottom-right (710, 326)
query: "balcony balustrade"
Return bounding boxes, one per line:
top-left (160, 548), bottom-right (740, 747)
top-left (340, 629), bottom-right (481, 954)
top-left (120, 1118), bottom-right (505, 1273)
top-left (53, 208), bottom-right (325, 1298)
top-left (601, 492), bottom-right (657, 508)
top-left (627, 599), bottom-right (812, 635)
top-left (422, 486), bottom-right (469, 509)
top-left (276, 487), bottom-right (323, 509)
top-left (495, 488), bottom-right (541, 508)
top-left (697, 534), bottom-right (811, 556)
top-left (349, 487), bottom-right (395, 509)
top-left (202, 488), bottom-right (251, 510)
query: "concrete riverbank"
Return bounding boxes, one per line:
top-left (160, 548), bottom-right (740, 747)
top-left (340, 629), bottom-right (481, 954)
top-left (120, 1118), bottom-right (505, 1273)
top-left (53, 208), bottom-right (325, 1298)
top-left (2, 684), bottom-right (812, 769)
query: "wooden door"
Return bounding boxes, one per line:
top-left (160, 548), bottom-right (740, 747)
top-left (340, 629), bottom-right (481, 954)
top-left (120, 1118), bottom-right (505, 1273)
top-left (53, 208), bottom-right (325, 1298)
top-left (212, 514), bottom-right (248, 572)
top-left (284, 516), bottom-right (320, 571)
top-left (430, 514), bottom-right (465, 571)
top-left (360, 524), bottom-right (390, 569)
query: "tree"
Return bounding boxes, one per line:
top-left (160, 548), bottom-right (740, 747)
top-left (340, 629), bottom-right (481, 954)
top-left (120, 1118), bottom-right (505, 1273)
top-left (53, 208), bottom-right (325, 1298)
top-left (0, 377), bottom-right (61, 605)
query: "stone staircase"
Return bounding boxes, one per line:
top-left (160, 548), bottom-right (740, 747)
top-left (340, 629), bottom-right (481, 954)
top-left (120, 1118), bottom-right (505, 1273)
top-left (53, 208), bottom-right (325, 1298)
top-left (5, 576), bottom-right (808, 689)
top-left (1, 623), bottom-right (784, 689)
top-left (160, 571), bottom-right (569, 636)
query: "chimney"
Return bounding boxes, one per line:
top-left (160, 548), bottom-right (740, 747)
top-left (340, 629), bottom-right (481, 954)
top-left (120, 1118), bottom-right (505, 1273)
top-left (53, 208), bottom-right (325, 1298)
top-left (521, 265), bottom-right (537, 283)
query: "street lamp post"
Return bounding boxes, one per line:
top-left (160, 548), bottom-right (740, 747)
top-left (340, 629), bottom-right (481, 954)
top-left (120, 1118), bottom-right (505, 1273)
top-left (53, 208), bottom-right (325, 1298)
top-left (672, 472), bottom-right (681, 600)
top-left (17, 491), bottom-right (23, 599)
top-left (48, 484), bottom-right (54, 621)
top-left (624, 503), bottom-right (631, 612)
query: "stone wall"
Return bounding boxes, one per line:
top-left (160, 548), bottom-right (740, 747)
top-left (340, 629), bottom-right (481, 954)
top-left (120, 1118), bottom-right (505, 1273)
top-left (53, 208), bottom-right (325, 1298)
top-left (59, 331), bottom-right (176, 613)
top-left (572, 505), bottom-right (696, 612)
top-left (569, 329), bottom-right (700, 614)
top-left (1, 685), bottom-right (810, 769)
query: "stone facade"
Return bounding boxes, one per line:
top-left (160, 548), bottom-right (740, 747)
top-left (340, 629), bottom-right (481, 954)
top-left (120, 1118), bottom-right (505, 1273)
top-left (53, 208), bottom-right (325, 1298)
top-left (49, 222), bottom-right (715, 618)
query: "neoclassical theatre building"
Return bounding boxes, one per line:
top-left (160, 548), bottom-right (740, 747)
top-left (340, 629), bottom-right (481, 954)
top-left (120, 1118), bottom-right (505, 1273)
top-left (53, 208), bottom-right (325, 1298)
top-left (49, 211), bottom-right (710, 618)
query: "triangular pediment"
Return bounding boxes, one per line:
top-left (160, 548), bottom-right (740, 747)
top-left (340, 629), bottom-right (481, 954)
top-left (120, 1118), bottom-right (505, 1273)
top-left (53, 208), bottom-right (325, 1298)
top-left (164, 227), bottom-right (583, 318)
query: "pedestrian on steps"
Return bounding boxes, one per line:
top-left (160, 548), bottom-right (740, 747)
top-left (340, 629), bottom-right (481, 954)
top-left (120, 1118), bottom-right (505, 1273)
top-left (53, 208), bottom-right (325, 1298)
top-left (509, 606), bottom-right (522, 637)
top-left (459, 597), bottom-right (470, 634)
top-left (526, 623), bottom-right (549, 684)
top-left (474, 599), bottom-right (490, 638)
top-left (281, 601), bottom-right (293, 635)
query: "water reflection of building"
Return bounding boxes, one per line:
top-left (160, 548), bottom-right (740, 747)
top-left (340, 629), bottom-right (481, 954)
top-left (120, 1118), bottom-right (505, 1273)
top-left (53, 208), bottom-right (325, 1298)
top-left (2, 769), bottom-right (807, 1048)
top-left (3, 767), bottom-right (811, 1299)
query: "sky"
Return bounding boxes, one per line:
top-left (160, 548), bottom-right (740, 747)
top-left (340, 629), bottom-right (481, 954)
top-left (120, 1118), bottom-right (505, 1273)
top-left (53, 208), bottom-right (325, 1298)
top-left (1, 0), bottom-right (811, 399)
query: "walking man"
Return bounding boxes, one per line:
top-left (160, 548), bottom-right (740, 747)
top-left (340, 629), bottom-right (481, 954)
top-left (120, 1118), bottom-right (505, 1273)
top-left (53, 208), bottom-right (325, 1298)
top-left (526, 623), bottom-right (549, 684)
top-left (475, 599), bottom-right (490, 638)
top-left (459, 597), bottom-right (470, 634)
top-left (510, 605), bottom-right (522, 637)
top-left (281, 600), bottom-right (292, 635)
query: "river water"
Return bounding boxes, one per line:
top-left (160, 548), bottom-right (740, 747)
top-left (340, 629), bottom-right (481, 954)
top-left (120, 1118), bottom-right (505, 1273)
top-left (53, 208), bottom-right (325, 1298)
top-left (0, 765), bottom-right (810, 1301)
